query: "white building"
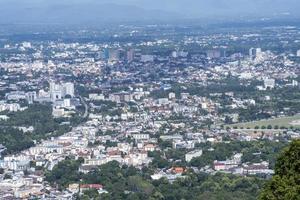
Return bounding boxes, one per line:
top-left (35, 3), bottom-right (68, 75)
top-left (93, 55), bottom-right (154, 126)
top-left (292, 80), bottom-right (298, 87)
top-left (26, 92), bottom-right (37, 104)
top-left (249, 48), bottom-right (262, 59)
top-left (185, 149), bottom-right (203, 162)
top-left (5, 91), bottom-right (26, 101)
top-left (141, 55), bottom-right (154, 62)
top-left (169, 92), bottom-right (176, 99)
top-left (160, 135), bottom-right (183, 141)
top-left (173, 140), bottom-right (195, 149)
top-left (244, 163), bottom-right (274, 175)
top-left (132, 134), bottom-right (150, 141)
top-left (50, 81), bottom-right (75, 101)
top-left (52, 108), bottom-right (65, 118)
top-left (63, 82), bottom-right (75, 97)
top-left (264, 78), bottom-right (275, 89)
top-left (158, 98), bottom-right (169, 105)
top-left (50, 82), bottom-right (62, 101)
top-left (89, 93), bottom-right (105, 100)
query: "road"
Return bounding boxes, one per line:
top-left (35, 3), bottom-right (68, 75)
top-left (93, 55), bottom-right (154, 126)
top-left (79, 95), bottom-right (89, 119)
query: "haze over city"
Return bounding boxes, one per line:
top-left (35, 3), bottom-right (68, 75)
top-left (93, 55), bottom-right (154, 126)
top-left (0, 0), bottom-right (300, 24)
top-left (0, 0), bottom-right (299, 199)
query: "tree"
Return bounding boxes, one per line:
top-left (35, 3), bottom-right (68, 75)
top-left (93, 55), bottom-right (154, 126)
top-left (4, 174), bottom-right (12, 179)
top-left (127, 176), bottom-right (154, 195)
top-left (82, 189), bottom-right (99, 199)
top-left (267, 125), bottom-right (272, 129)
top-left (45, 159), bottom-right (82, 189)
top-left (260, 140), bottom-right (300, 200)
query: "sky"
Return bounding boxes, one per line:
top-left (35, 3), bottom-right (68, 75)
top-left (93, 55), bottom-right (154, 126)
top-left (96, 0), bottom-right (300, 17)
top-left (0, 0), bottom-right (299, 24)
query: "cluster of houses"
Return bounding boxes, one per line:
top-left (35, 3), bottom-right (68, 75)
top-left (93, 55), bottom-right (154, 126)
top-left (213, 154), bottom-right (273, 175)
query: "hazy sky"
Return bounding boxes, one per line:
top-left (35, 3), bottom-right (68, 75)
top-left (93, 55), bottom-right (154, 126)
top-left (0, 0), bottom-right (299, 24)
top-left (96, 0), bottom-right (300, 16)
top-left (11, 0), bottom-right (299, 16)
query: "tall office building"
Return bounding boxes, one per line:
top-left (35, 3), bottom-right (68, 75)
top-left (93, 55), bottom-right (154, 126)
top-left (127, 49), bottom-right (135, 62)
top-left (133, 49), bottom-right (142, 61)
top-left (50, 81), bottom-right (62, 101)
top-left (63, 82), bottom-right (75, 97)
top-left (49, 81), bottom-right (75, 101)
top-left (108, 49), bottom-right (120, 62)
top-left (118, 49), bottom-right (126, 61)
top-left (26, 92), bottom-right (37, 104)
top-left (249, 48), bottom-right (262, 60)
top-left (206, 49), bottom-right (225, 58)
top-left (101, 49), bottom-right (110, 60)
top-left (249, 48), bottom-right (255, 59)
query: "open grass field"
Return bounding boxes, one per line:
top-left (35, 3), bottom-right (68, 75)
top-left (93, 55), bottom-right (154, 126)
top-left (228, 114), bottom-right (300, 129)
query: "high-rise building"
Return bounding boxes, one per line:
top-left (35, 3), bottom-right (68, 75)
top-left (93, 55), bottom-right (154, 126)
top-left (249, 48), bottom-right (262, 60)
top-left (292, 80), bottom-right (298, 87)
top-left (26, 92), bottom-right (37, 104)
top-left (118, 49), bottom-right (126, 61)
top-left (63, 82), bottom-right (75, 97)
top-left (206, 49), bottom-right (225, 58)
top-left (108, 49), bottom-right (120, 62)
top-left (206, 49), bottom-right (221, 58)
top-left (249, 48), bottom-right (256, 59)
top-left (50, 81), bottom-right (75, 101)
top-left (101, 49), bottom-right (110, 60)
top-left (127, 49), bottom-right (135, 62)
top-left (50, 82), bottom-right (62, 101)
top-left (134, 49), bottom-right (142, 61)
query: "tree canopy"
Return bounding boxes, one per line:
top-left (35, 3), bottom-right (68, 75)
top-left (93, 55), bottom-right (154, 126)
top-left (260, 140), bottom-right (300, 200)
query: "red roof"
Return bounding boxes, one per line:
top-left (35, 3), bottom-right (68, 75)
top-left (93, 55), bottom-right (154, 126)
top-left (172, 167), bottom-right (186, 174)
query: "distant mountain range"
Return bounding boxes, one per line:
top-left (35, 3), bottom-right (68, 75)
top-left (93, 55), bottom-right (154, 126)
top-left (0, 0), bottom-right (299, 25)
top-left (0, 1), bottom-right (182, 25)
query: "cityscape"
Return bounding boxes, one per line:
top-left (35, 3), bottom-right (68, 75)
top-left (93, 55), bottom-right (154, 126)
top-left (0, 0), bottom-right (299, 200)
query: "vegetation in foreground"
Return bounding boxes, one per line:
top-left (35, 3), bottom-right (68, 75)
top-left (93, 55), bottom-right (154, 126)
top-left (260, 140), bottom-right (300, 200)
top-left (44, 140), bottom-right (300, 200)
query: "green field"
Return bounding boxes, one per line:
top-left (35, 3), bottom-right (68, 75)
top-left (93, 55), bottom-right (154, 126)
top-left (228, 114), bottom-right (300, 129)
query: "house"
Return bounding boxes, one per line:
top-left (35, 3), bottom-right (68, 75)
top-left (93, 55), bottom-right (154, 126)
top-left (144, 144), bottom-right (157, 152)
top-left (172, 140), bottom-right (195, 149)
top-left (171, 167), bottom-right (186, 174)
top-left (132, 134), bottom-right (150, 141)
top-left (80, 184), bottom-right (103, 192)
top-left (68, 184), bottom-right (79, 193)
top-left (213, 160), bottom-right (239, 171)
top-left (185, 149), bottom-right (203, 162)
top-left (213, 161), bottom-right (226, 171)
top-left (243, 163), bottom-right (274, 175)
top-left (79, 165), bottom-right (98, 174)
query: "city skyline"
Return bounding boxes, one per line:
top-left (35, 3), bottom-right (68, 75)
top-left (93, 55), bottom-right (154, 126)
top-left (0, 1), bottom-right (299, 199)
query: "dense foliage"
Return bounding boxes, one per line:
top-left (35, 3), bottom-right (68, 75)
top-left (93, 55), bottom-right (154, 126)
top-left (260, 140), bottom-right (300, 200)
top-left (189, 140), bottom-right (287, 169)
top-left (46, 160), bottom-right (265, 200)
top-left (0, 127), bottom-right (34, 153)
top-left (45, 158), bottom-right (84, 190)
top-left (0, 104), bottom-right (77, 153)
